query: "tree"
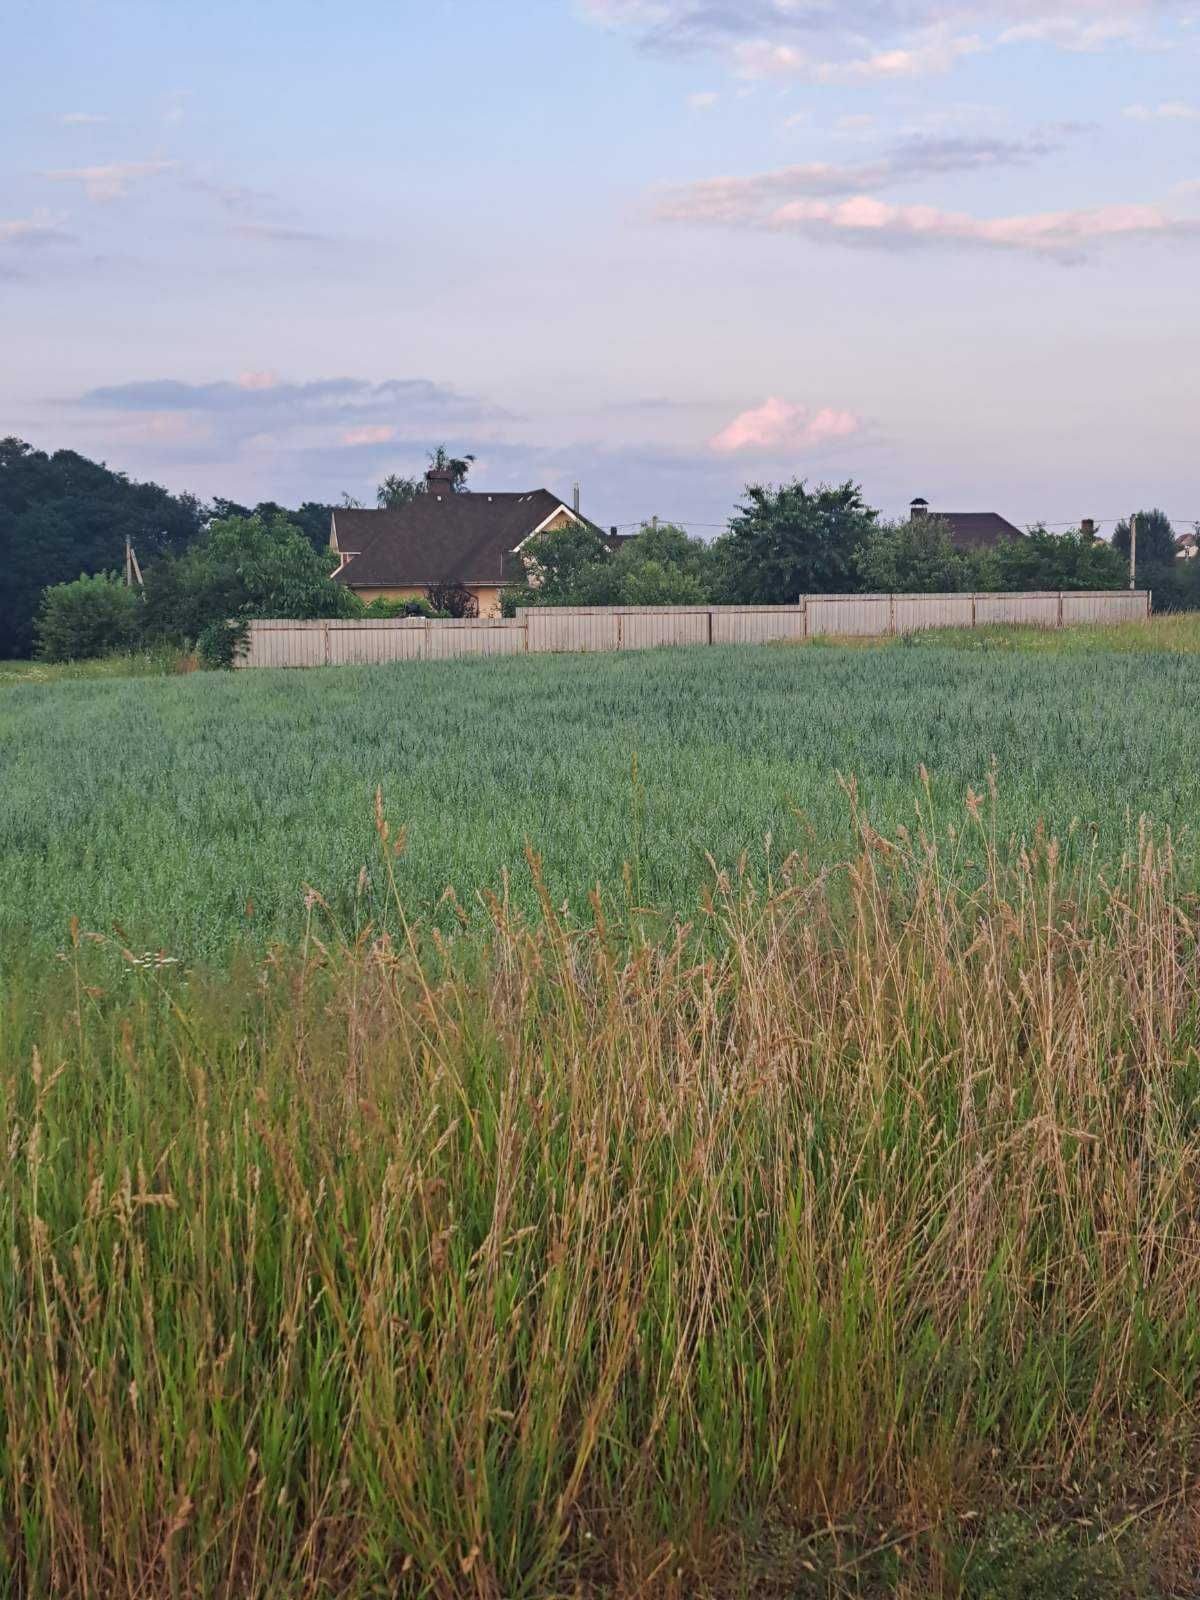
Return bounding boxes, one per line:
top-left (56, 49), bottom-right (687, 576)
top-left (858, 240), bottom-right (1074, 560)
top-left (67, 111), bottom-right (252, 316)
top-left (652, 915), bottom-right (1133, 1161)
top-left (376, 445), bottom-right (476, 509)
top-left (377, 475), bottom-right (423, 510)
top-left (518, 521), bottom-right (615, 603)
top-left (990, 527), bottom-right (1126, 591)
top-left (34, 571), bottom-right (142, 662)
top-left (1113, 509), bottom-right (1178, 575)
top-left (427, 445), bottom-right (474, 492)
top-left (856, 516), bottom-right (974, 593)
top-left (714, 480), bottom-right (878, 603)
top-left (0, 436), bottom-right (202, 658)
top-left (141, 512), bottom-right (358, 659)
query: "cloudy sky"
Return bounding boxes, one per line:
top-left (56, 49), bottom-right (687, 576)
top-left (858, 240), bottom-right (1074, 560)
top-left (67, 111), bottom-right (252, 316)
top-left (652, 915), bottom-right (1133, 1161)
top-left (3, 0), bottom-right (1198, 530)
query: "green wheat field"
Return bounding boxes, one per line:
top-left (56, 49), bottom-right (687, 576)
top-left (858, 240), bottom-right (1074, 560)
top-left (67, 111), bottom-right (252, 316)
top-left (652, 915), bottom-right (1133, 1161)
top-left (4, 619), bottom-right (1200, 1597)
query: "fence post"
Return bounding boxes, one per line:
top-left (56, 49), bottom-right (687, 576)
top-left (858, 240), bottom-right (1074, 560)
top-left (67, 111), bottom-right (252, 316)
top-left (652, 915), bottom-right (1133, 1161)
top-left (617, 613), bottom-right (624, 650)
top-left (1057, 593), bottom-right (1064, 628)
top-left (971, 594), bottom-right (977, 629)
top-left (323, 621), bottom-right (331, 666)
top-left (889, 593), bottom-right (896, 636)
top-left (707, 609), bottom-right (713, 646)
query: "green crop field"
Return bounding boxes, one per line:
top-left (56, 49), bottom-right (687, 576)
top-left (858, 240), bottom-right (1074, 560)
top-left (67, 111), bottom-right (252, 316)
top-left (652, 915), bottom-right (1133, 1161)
top-left (3, 622), bottom-right (1200, 958)
top-left (5, 620), bottom-right (1200, 1597)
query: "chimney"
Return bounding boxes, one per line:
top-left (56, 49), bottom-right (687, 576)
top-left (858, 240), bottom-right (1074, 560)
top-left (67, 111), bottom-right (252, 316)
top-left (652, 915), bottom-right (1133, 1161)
top-left (910, 497), bottom-right (929, 522)
top-left (1081, 517), bottom-right (1096, 541)
top-left (425, 467), bottom-right (454, 500)
top-left (573, 482), bottom-right (581, 516)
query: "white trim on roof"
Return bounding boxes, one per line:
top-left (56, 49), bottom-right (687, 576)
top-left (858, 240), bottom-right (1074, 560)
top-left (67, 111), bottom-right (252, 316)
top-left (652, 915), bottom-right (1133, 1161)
top-left (512, 504), bottom-right (580, 553)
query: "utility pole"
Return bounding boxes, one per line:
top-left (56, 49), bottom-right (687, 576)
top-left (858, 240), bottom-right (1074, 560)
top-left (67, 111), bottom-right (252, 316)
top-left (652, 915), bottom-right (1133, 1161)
top-left (1128, 513), bottom-right (1138, 592)
top-left (124, 535), bottom-right (144, 588)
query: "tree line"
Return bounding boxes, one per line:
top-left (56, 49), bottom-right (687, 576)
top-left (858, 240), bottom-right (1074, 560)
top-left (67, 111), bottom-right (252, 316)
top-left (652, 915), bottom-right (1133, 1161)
top-left (3, 435), bottom-right (1193, 666)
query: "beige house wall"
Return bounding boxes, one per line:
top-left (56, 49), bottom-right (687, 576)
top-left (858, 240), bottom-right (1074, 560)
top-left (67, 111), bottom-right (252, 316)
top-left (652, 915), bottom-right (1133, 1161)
top-left (352, 584), bottom-right (504, 619)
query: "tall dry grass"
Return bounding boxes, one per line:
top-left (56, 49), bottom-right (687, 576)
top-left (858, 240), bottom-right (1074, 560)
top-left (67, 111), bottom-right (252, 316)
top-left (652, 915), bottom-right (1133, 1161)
top-left (2, 783), bottom-right (1199, 1596)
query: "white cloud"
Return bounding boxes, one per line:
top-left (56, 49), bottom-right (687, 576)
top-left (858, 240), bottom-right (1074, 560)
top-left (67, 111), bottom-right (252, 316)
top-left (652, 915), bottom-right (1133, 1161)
top-left (655, 134), bottom-right (1069, 221)
top-left (765, 194), bottom-right (1198, 257)
top-left (0, 214), bottom-right (73, 246)
top-left (710, 398), bottom-right (862, 454)
top-left (578, 0), bottom-right (1184, 82)
top-left (688, 90), bottom-right (720, 108)
top-left (45, 160), bottom-right (178, 201)
top-left (60, 112), bottom-right (109, 126)
top-left (733, 29), bottom-right (985, 82)
top-left (1125, 99), bottom-right (1200, 118)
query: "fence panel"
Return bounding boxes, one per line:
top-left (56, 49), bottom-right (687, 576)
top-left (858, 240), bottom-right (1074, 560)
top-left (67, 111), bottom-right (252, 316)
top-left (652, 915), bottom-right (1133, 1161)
top-left (522, 610), bottom-right (621, 653)
top-left (425, 620), bottom-right (526, 658)
top-left (710, 606), bottom-right (807, 645)
top-left (974, 592), bottom-right (1060, 627)
top-left (620, 609), bottom-right (710, 649)
top-left (894, 594), bottom-right (975, 633)
top-left (1060, 591), bottom-right (1149, 625)
top-left (806, 596), bottom-right (893, 637)
top-left (327, 621), bottom-right (426, 665)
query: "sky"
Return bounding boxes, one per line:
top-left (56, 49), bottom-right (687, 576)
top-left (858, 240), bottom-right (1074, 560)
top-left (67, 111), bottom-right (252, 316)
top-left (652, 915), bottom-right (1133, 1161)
top-left (2, 0), bottom-right (1198, 533)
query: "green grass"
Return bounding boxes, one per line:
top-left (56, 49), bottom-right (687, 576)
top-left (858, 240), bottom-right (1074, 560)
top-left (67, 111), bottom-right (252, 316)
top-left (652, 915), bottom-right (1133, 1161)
top-left (0, 647), bottom-right (191, 686)
top-left (2, 814), bottom-right (1197, 1596)
top-left (3, 625), bottom-right (1200, 957)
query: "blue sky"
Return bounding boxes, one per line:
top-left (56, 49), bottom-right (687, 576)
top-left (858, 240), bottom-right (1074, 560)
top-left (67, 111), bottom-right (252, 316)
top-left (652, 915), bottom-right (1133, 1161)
top-left (3, 0), bottom-right (1198, 532)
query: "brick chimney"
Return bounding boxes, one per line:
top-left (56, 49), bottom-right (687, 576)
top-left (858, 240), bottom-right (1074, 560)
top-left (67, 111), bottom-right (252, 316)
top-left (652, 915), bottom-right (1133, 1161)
top-left (425, 467), bottom-right (455, 499)
top-left (910, 497), bottom-right (929, 522)
top-left (1081, 518), bottom-right (1096, 541)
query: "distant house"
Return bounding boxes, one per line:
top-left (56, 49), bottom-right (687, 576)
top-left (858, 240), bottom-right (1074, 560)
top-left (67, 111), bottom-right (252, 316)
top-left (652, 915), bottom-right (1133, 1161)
top-left (330, 469), bottom-right (607, 617)
top-left (909, 497), bottom-right (1023, 550)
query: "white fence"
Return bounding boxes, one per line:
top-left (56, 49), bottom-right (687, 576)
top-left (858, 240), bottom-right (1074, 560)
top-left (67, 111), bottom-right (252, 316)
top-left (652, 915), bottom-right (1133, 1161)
top-left (237, 590), bottom-right (1151, 668)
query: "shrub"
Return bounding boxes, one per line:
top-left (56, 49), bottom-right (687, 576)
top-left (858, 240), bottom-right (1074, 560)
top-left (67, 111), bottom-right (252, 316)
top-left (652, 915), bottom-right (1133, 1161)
top-left (34, 571), bottom-right (142, 662)
top-left (424, 582), bottom-right (479, 619)
top-left (359, 595), bottom-right (445, 619)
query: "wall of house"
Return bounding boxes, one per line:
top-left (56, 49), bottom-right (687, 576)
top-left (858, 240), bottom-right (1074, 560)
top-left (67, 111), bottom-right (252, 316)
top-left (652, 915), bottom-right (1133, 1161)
top-left (352, 585), bottom-right (504, 618)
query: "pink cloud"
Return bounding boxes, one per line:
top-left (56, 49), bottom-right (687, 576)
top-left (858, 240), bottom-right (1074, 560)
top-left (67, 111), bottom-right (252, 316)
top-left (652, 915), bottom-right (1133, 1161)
top-left (710, 398), bottom-right (862, 455)
top-left (767, 195), bottom-right (1198, 255)
top-left (341, 424), bottom-right (395, 446)
top-left (237, 370), bottom-right (279, 391)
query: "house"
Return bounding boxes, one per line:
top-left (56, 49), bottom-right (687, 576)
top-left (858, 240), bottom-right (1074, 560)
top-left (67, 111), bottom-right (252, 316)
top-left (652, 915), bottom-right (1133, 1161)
top-left (909, 497), bottom-right (1023, 550)
top-left (330, 469), bottom-right (607, 617)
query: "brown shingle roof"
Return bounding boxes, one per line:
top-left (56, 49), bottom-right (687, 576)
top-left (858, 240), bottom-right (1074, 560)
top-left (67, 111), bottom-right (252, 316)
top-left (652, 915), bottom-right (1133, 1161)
top-left (332, 491), bottom-right (576, 589)
top-left (933, 511), bottom-right (1024, 550)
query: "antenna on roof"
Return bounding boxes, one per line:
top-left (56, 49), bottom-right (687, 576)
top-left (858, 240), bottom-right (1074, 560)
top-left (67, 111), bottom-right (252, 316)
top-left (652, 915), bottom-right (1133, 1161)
top-left (573, 483), bottom-right (581, 516)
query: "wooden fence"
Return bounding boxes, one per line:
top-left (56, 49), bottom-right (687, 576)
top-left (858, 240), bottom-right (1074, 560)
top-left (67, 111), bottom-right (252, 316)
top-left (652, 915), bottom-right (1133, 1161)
top-left (237, 590), bottom-right (1151, 668)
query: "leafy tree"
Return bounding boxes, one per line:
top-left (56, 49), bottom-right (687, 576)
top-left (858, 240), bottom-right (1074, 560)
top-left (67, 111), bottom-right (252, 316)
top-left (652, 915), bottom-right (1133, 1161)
top-left (517, 521), bottom-right (615, 603)
top-left (1112, 509), bottom-right (1177, 573)
top-left (377, 475), bottom-right (423, 510)
top-left (714, 480), bottom-right (878, 603)
top-left (856, 516), bottom-right (974, 593)
top-left (141, 512), bottom-right (358, 659)
top-left (990, 527), bottom-right (1126, 592)
top-left (427, 445), bottom-right (474, 491)
top-left (0, 437), bottom-right (202, 658)
top-left (376, 445), bottom-right (476, 509)
top-left (34, 571), bottom-right (142, 662)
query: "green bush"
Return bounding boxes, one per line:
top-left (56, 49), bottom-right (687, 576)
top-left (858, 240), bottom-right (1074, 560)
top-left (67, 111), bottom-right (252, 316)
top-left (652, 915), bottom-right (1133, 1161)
top-left (34, 571), bottom-right (142, 662)
top-left (359, 595), bottom-right (445, 619)
top-left (141, 512), bottom-right (358, 660)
